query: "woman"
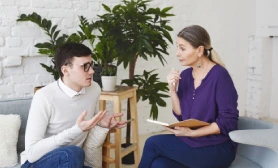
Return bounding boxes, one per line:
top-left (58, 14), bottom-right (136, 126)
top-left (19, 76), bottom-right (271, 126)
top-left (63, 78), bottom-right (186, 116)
top-left (139, 25), bottom-right (239, 168)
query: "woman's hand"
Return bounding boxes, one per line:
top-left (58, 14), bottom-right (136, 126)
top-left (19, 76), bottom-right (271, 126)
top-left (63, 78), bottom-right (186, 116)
top-left (165, 123), bottom-right (220, 138)
top-left (164, 126), bottom-right (196, 137)
top-left (167, 69), bottom-right (181, 92)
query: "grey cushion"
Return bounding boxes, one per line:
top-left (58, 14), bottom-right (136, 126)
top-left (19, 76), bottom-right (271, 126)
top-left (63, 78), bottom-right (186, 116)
top-left (7, 164), bottom-right (21, 168)
top-left (229, 154), bottom-right (261, 168)
top-left (236, 144), bottom-right (278, 167)
top-left (0, 97), bottom-right (32, 153)
top-left (229, 117), bottom-right (278, 168)
top-left (237, 116), bottom-right (275, 130)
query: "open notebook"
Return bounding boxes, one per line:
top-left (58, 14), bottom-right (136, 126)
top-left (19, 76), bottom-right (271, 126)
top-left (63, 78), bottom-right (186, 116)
top-left (147, 118), bottom-right (210, 128)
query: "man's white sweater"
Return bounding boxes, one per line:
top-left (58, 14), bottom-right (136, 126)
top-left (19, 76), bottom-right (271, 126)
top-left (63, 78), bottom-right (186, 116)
top-left (21, 80), bottom-right (101, 164)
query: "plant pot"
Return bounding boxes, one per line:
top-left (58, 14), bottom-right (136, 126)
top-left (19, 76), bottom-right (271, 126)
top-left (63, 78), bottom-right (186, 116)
top-left (121, 143), bottom-right (135, 164)
top-left (93, 64), bottom-right (102, 87)
top-left (101, 76), bottom-right (117, 91)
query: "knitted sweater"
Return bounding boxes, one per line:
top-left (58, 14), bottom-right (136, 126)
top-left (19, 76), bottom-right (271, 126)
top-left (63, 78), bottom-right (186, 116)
top-left (21, 80), bottom-right (101, 164)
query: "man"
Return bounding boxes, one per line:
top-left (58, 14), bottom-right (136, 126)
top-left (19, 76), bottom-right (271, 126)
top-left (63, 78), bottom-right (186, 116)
top-left (21, 42), bottom-right (126, 168)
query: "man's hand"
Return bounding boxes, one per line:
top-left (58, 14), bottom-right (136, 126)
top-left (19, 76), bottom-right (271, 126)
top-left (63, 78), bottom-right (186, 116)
top-left (98, 113), bottom-right (127, 129)
top-left (76, 110), bottom-right (107, 132)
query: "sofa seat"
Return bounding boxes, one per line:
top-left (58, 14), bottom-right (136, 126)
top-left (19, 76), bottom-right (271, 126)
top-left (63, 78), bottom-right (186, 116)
top-left (0, 98), bottom-right (32, 168)
top-left (0, 97), bottom-right (107, 168)
top-left (10, 164), bottom-right (21, 168)
top-left (229, 117), bottom-right (278, 168)
top-left (229, 154), bottom-right (261, 168)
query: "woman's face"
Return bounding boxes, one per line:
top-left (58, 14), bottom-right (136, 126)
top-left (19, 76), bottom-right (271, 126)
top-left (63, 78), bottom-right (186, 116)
top-left (176, 37), bottom-right (199, 67)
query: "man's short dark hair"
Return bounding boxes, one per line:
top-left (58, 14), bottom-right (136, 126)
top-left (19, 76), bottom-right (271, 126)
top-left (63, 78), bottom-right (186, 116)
top-left (55, 42), bottom-right (92, 77)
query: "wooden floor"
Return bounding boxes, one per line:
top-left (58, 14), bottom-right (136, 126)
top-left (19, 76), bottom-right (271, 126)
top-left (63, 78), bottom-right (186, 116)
top-left (109, 131), bottom-right (168, 168)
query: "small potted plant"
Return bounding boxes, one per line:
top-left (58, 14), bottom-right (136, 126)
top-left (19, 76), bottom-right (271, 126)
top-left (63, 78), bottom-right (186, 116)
top-left (93, 33), bottom-right (118, 91)
top-left (100, 64), bottom-right (117, 91)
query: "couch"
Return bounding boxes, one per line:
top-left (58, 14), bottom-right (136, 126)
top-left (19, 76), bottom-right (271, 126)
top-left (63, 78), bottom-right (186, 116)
top-left (0, 97), bottom-right (32, 168)
top-left (0, 97), bottom-right (108, 168)
top-left (2, 98), bottom-right (278, 168)
top-left (229, 116), bottom-right (278, 168)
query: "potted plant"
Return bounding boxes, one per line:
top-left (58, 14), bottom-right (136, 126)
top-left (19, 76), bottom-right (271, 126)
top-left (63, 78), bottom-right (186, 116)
top-left (100, 64), bottom-right (117, 91)
top-left (92, 28), bottom-right (118, 91)
top-left (97, 0), bottom-right (174, 164)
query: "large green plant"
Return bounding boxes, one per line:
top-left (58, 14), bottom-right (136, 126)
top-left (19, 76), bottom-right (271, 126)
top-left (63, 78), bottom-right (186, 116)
top-left (17, 13), bottom-right (96, 80)
top-left (98, 0), bottom-right (174, 118)
top-left (122, 70), bottom-right (169, 117)
top-left (98, 0), bottom-right (174, 147)
top-left (99, 0), bottom-right (174, 68)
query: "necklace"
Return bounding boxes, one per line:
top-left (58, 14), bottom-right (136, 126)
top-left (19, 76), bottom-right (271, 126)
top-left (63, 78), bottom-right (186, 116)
top-left (194, 61), bottom-right (210, 83)
top-left (192, 61), bottom-right (210, 99)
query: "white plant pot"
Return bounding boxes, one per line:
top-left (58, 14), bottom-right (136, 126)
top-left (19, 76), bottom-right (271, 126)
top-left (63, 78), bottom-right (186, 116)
top-left (101, 76), bottom-right (117, 91)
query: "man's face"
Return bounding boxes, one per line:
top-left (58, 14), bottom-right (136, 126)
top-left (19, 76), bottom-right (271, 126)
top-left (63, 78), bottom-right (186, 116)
top-left (62, 55), bottom-right (94, 92)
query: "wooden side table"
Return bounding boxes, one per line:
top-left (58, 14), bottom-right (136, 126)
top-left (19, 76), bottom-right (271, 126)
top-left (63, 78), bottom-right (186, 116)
top-left (99, 85), bottom-right (140, 168)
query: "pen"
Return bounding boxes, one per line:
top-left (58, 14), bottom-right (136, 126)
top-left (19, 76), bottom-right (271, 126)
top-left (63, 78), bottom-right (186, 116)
top-left (172, 68), bottom-right (175, 86)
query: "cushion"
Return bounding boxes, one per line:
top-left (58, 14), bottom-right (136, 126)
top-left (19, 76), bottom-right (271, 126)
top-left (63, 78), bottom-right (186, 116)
top-left (0, 97), bottom-right (32, 153)
top-left (229, 154), bottom-right (261, 168)
top-left (82, 125), bottom-right (109, 168)
top-left (0, 114), bottom-right (21, 167)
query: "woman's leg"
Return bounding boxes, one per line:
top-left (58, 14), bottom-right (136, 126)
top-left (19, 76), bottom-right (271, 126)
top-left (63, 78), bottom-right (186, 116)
top-left (139, 134), bottom-right (235, 168)
top-left (21, 145), bottom-right (88, 168)
top-left (151, 157), bottom-right (189, 168)
top-left (139, 134), bottom-right (191, 168)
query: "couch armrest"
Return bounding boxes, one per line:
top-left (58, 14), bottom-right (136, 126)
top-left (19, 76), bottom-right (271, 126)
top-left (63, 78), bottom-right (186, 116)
top-left (229, 129), bottom-right (278, 153)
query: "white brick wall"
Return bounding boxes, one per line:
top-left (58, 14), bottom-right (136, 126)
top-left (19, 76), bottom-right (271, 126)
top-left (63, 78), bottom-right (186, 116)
top-left (0, 85), bottom-right (14, 98)
top-left (3, 56), bottom-right (22, 67)
top-left (0, 0), bottom-right (261, 134)
top-left (0, 0), bottom-right (15, 6)
top-left (31, 0), bottom-right (45, 8)
top-left (246, 36), bottom-right (276, 118)
top-left (270, 38), bottom-right (278, 119)
top-left (0, 27), bottom-right (11, 37)
top-left (0, 37), bottom-right (4, 47)
top-left (6, 37), bottom-right (21, 47)
top-left (0, 62), bottom-right (2, 77)
top-left (244, 0), bottom-right (278, 119)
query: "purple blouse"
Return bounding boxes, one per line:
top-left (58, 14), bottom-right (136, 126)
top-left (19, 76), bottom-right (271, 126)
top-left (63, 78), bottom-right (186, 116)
top-left (174, 64), bottom-right (239, 148)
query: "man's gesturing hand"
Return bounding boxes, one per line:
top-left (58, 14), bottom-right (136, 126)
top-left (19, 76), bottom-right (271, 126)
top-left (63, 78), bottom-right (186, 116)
top-left (98, 113), bottom-right (127, 129)
top-left (76, 110), bottom-right (107, 132)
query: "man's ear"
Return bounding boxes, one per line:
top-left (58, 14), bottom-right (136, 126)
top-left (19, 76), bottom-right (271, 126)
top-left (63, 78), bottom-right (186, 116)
top-left (61, 65), bottom-right (68, 76)
top-left (197, 46), bottom-right (204, 57)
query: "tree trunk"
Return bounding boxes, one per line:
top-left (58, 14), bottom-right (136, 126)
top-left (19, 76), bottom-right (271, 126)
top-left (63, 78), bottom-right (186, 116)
top-left (126, 54), bottom-right (138, 145)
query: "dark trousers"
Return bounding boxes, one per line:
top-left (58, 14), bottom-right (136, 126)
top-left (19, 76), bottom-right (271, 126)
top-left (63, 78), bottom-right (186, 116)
top-left (22, 145), bottom-right (91, 168)
top-left (139, 134), bottom-right (235, 168)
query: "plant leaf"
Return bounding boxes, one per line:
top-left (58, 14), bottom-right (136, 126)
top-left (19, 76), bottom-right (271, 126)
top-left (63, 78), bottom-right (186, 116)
top-left (102, 4), bottom-right (111, 12)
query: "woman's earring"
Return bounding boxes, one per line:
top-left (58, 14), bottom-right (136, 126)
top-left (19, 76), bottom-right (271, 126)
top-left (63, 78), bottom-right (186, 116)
top-left (197, 59), bottom-right (201, 68)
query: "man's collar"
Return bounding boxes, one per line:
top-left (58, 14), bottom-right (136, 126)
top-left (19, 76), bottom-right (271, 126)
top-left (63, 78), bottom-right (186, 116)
top-left (58, 78), bottom-right (85, 98)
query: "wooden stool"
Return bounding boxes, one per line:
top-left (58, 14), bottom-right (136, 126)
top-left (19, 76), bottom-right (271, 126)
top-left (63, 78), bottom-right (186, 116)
top-left (99, 86), bottom-right (140, 168)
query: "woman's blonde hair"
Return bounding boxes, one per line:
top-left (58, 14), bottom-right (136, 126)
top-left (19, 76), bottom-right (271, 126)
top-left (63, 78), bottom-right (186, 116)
top-left (177, 25), bottom-right (225, 68)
